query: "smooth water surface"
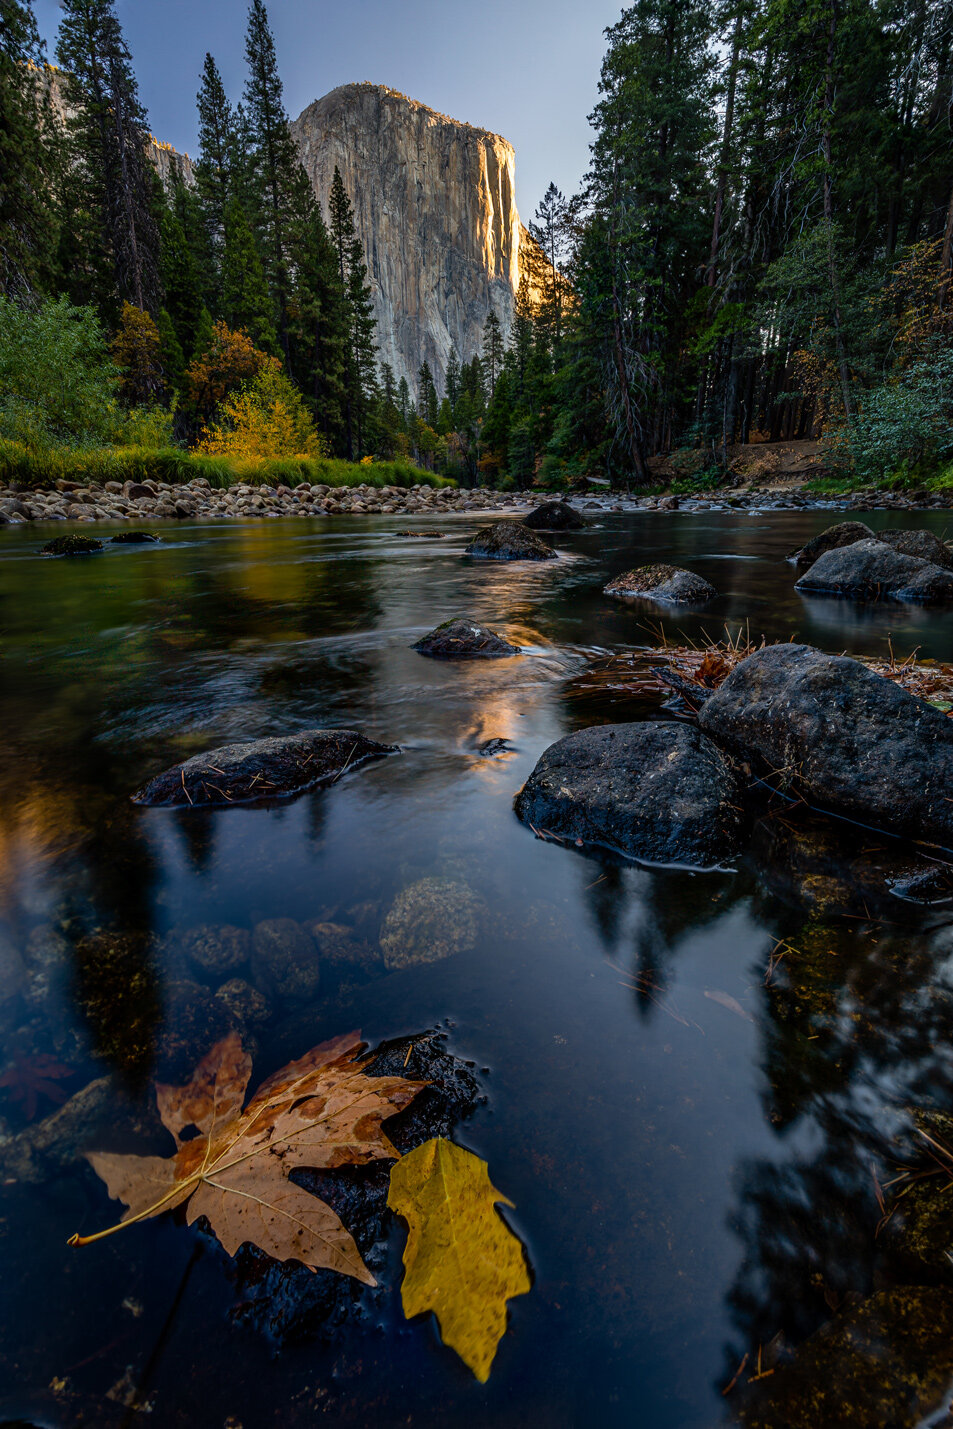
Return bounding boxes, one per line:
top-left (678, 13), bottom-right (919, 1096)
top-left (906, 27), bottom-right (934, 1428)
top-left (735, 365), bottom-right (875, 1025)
top-left (1, 508), bottom-right (953, 1428)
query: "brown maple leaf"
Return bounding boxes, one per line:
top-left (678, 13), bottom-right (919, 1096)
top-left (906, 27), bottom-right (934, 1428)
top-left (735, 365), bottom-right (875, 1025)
top-left (0, 1053), bottom-right (76, 1121)
top-left (69, 1030), bottom-right (426, 1284)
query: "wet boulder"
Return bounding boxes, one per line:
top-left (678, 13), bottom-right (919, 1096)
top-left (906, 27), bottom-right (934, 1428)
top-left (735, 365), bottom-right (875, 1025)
top-left (698, 643), bottom-right (953, 847)
top-left (794, 539), bottom-right (953, 604)
top-left (40, 534), bottom-right (103, 556)
top-left (521, 500), bottom-right (585, 531)
top-left (876, 527), bottom-right (953, 570)
top-left (132, 728), bottom-right (398, 807)
top-left (514, 721), bottom-right (746, 867)
top-left (464, 520), bottom-right (557, 561)
top-left (380, 877), bottom-right (484, 969)
top-left (604, 563), bottom-right (717, 604)
top-left (250, 918), bottom-right (320, 1002)
top-left (109, 530), bottom-right (159, 544)
top-left (413, 617), bottom-right (521, 659)
top-left (787, 520), bottom-right (874, 567)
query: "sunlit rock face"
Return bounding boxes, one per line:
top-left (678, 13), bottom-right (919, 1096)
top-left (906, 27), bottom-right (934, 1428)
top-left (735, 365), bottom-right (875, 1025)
top-left (292, 83), bottom-right (545, 390)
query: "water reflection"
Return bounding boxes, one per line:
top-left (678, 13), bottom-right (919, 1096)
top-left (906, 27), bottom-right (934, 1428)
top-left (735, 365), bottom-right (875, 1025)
top-left (1, 511), bottom-right (953, 1426)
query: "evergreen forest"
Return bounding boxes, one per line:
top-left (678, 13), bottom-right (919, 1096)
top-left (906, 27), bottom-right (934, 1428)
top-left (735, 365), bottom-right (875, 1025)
top-left (1, 0), bottom-right (953, 491)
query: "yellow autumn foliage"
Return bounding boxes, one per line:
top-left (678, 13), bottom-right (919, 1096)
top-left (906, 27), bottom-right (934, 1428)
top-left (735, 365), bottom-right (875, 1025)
top-left (197, 368), bottom-right (326, 461)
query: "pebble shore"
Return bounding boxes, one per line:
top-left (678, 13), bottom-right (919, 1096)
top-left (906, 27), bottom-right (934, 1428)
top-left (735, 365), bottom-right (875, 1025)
top-left (0, 475), bottom-right (951, 526)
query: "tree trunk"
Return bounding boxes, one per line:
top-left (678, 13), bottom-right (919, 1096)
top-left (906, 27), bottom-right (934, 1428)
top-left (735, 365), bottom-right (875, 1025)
top-left (822, 0), bottom-right (854, 420)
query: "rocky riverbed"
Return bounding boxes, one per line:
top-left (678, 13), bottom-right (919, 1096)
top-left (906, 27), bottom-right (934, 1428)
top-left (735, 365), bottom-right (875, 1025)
top-left (1, 474), bottom-right (952, 525)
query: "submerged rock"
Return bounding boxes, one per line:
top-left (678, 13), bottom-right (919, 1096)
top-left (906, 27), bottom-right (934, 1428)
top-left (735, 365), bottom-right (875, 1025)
top-left (250, 918), bottom-right (320, 1002)
top-left (795, 539), bottom-right (953, 604)
top-left (787, 520), bottom-right (874, 567)
top-left (380, 877), bottom-right (483, 969)
top-left (40, 533), bottom-right (103, 556)
top-left (464, 520), bottom-right (557, 561)
top-left (215, 977), bottom-right (272, 1032)
top-left (413, 617), bottom-right (521, 659)
top-left (132, 728), bottom-right (398, 807)
top-left (109, 530), bottom-right (159, 544)
top-left (521, 499), bottom-right (585, 531)
top-left (604, 563), bottom-right (717, 604)
top-left (177, 924), bottom-right (250, 980)
top-left (699, 643), bottom-right (953, 847)
top-left (738, 1288), bottom-right (953, 1429)
top-left (515, 721), bottom-right (746, 867)
top-left (394, 529), bottom-right (445, 538)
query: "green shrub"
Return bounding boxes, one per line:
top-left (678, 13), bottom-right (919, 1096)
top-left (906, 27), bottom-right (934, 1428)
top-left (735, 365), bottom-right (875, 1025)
top-left (831, 345), bottom-right (953, 483)
top-left (0, 296), bottom-right (120, 448)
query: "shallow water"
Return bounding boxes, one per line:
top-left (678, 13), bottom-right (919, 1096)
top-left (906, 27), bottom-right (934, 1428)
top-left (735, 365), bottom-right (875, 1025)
top-left (1, 508), bottom-right (953, 1427)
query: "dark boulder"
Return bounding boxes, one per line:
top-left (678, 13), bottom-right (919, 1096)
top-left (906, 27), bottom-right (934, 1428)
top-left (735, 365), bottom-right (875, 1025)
top-left (514, 720), bottom-right (746, 867)
top-left (110, 530), bottom-right (159, 544)
top-left (413, 617), bottom-right (520, 659)
top-left (522, 500), bottom-right (585, 531)
top-left (698, 643), bottom-right (953, 847)
top-left (604, 563), bottom-right (717, 604)
top-left (132, 729), bottom-right (398, 807)
top-left (464, 520), bottom-right (557, 561)
top-left (876, 527), bottom-right (953, 569)
top-left (787, 520), bottom-right (874, 567)
top-left (41, 534), bottom-right (102, 556)
top-left (794, 539), bottom-right (953, 604)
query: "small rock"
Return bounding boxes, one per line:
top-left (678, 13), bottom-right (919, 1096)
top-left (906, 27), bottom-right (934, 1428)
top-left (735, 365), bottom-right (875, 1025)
top-left (41, 534), bottom-right (103, 556)
top-left (521, 500), bottom-right (585, 531)
top-left (215, 977), bottom-right (271, 1031)
top-left (132, 729), bottom-right (398, 807)
top-left (251, 918), bottom-right (320, 1002)
top-left (177, 924), bottom-right (250, 980)
top-left (464, 520), bottom-right (557, 561)
top-left (604, 563), bottom-right (717, 604)
top-left (380, 878), bottom-right (483, 969)
top-left (413, 617), bottom-right (521, 659)
top-left (109, 531), bottom-right (159, 544)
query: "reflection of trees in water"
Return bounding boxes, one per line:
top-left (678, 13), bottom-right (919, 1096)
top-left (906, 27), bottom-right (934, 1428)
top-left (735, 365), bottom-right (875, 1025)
top-left (724, 915), bottom-right (953, 1382)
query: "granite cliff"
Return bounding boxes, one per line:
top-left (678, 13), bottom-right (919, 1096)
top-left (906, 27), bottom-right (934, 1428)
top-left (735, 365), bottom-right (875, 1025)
top-left (291, 83), bottom-right (547, 391)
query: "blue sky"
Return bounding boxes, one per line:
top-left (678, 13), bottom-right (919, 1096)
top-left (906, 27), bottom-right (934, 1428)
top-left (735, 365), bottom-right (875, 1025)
top-left (33, 0), bottom-right (625, 220)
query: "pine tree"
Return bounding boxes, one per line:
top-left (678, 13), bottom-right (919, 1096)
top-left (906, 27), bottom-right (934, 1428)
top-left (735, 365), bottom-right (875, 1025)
top-left (195, 52), bottom-right (237, 264)
top-left (242, 0), bottom-right (306, 361)
top-left (417, 359), bottom-right (439, 428)
top-left (328, 166), bottom-right (377, 457)
top-left (220, 197), bottom-right (277, 351)
top-left (444, 348), bottom-right (461, 408)
top-left (56, 0), bottom-right (161, 315)
top-left (159, 185), bottom-right (204, 359)
top-left (530, 182), bottom-right (571, 344)
top-left (0, 1), bottom-right (61, 297)
top-left (287, 169), bottom-right (349, 448)
top-left (481, 310), bottom-right (504, 396)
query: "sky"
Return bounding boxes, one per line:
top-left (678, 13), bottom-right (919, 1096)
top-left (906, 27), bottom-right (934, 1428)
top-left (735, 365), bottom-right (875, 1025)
top-left (33, 0), bottom-right (625, 219)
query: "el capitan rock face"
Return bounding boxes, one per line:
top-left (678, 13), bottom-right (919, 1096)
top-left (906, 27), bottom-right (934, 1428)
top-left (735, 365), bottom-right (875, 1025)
top-left (292, 83), bottom-right (547, 390)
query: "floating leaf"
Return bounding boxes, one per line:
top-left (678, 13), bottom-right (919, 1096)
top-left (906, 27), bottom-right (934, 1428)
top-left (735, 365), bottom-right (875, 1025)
top-left (387, 1137), bottom-right (530, 1381)
top-left (70, 1031), bottom-right (426, 1284)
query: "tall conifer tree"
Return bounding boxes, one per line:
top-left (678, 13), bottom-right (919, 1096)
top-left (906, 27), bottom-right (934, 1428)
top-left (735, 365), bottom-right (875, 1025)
top-left (328, 166), bottom-right (377, 457)
top-left (56, 0), bottom-right (161, 315)
top-left (0, 0), bottom-right (61, 297)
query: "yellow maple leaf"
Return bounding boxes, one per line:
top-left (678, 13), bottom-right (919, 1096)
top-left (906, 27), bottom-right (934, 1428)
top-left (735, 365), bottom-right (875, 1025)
top-left (387, 1137), bottom-right (531, 1381)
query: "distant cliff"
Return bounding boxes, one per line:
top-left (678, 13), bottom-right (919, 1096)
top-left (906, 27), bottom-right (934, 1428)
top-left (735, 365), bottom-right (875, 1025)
top-left (292, 83), bottom-right (547, 391)
top-left (33, 64), bottom-right (195, 189)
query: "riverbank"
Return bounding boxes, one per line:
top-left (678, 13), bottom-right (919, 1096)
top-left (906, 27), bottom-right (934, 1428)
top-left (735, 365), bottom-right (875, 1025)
top-left (2, 475), bottom-right (952, 525)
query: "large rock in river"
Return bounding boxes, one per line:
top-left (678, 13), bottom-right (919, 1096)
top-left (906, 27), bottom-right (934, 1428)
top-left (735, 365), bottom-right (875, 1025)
top-left (465, 520), bottom-right (556, 561)
top-left (698, 643), bottom-right (953, 847)
top-left (522, 500), bottom-right (585, 531)
top-left (604, 564), bottom-right (717, 604)
top-left (794, 539), bottom-right (953, 604)
top-left (876, 527), bottom-right (953, 569)
top-left (413, 617), bottom-right (520, 658)
top-left (132, 729), bottom-right (397, 807)
top-left (514, 721), bottom-right (746, 867)
top-left (787, 520), bottom-right (874, 567)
